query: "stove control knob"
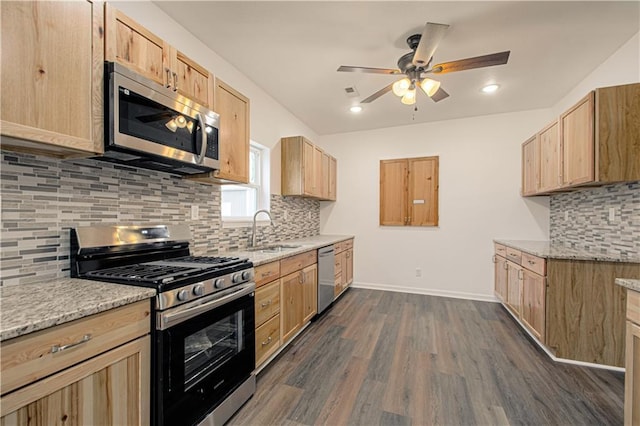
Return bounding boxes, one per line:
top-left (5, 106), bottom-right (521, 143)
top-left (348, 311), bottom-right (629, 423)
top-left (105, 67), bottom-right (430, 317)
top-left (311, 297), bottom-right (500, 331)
top-left (214, 278), bottom-right (225, 289)
top-left (232, 273), bottom-right (242, 283)
top-left (177, 289), bottom-right (189, 302)
top-left (192, 284), bottom-right (204, 296)
top-left (241, 271), bottom-right (252, 281)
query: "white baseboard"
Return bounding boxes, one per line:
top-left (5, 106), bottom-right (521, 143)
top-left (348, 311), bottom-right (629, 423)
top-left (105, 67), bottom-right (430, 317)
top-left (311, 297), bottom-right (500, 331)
top-left (350, 281), bottom-right (500, 303)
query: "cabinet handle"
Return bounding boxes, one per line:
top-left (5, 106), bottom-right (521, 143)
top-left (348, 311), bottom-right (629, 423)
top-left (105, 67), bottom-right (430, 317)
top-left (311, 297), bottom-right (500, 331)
top-left (261, 300), bottom-right (271, 308)
top-left (518, 269), bottom-right (523, 280)
top-left (51, 334), bottom-right (92, 354)
top-left (527, 260), bottom-right (535, 265)
top-left (165, 68), bottom-right (172, 88)
top-left (172, 71), bottom-right (178, 91)
top-left (503, 262), bottom-right (508, 270)
top-left (298, 272), bottom-right (303, 284)
top-left (261, 336), bottom-right (272, 347)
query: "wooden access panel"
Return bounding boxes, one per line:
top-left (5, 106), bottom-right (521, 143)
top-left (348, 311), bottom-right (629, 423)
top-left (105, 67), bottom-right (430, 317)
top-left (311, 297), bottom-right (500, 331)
top-left (538, 121), bottom-right (561, 192)
top-left (561, 92), bottom-right (595, 186)
top-left (408, 156), bottom-right (439, 226)
top-left (379, 159), bottom-right (408, 226)
top-left (546, 259), bottom-right (639, 367)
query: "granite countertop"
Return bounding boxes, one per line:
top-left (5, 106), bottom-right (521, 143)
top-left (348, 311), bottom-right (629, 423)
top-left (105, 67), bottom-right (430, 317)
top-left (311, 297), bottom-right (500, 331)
top-left (616, 278), bottom-right (640, 292)
top-left (0, 279), bottom-right (156, 342)
top-left (217, 234), bottom-right (354, 266)
top-left (494, 239), bottom-right (640, 264)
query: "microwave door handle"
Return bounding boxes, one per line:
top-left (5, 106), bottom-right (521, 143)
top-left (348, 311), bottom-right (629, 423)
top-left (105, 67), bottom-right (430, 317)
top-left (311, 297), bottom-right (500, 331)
top-left (194, 112), bottom-right (208, 165)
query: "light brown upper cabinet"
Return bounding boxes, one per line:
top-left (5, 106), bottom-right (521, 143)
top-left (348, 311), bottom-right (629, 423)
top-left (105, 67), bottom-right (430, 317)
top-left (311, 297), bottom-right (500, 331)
top-left (281, 136), bottom-right (337, 200)
top-left (522, 82), bottom-right (640, 196)
top-left (0, 0), bottom-right (104, 157)
top-left (380, 156), bottom-right (439, 227)
top-left (105, 4), bottom-right (214, 109)
top-left (521, 136), bottom-right (539, 196)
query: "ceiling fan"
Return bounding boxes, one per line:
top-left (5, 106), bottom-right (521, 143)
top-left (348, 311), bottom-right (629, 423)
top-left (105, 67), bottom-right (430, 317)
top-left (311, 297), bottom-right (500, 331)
top-left (337, 22), bottom-right (510, 105)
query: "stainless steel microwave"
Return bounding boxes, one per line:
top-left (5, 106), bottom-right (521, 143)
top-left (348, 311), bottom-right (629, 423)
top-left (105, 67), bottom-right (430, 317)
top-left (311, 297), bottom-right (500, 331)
top-left (100, 62), bottom-right (219, 175)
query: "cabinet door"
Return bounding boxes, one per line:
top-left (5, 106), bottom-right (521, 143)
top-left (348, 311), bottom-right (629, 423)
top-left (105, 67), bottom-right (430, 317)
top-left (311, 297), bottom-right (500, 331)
top-left (345, 249), bottom-right (354, 286)
top-left (321, 152), bottom-right (330, 199)
top-left (1, 0), bottom-right (103, 156)
top-left (1, 336), bottom-right (150, 425)
top-left (302, 140), bottom-right (316, 196)
top-left (408, 157), bottom-right (439, 226)
top-left (626, 321), bottom-right (640, 426)
top-left (302, 264), bottom-right (318, 324)
top-left (105, 4), bottom-right (167, 86)
top-left (494, 255), bottom-right (508, 302)
top-left (280, 273), bottom-right (303, 343)
top-left (380, 159), bottom-right (408, 225)
top-left (561, 92), bottom-right (595, 186)
top-left (506, 261), bottom-right (522, 317)
top-left (521, 269), bottom-right (546, 342)
top-left (521, 136), bottom-right (539, 195)
top-left (173, 49), bottom-right (214, 109)
top-left (538, 121), bottom-right (561, 192)
top-left (214, 79), bottom-right (250, 183)
top-left (328, 156), bottom-right (337, 201)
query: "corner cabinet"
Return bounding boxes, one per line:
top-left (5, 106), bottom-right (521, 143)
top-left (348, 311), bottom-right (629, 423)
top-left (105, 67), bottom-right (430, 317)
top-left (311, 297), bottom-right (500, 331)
top-left (522, 82), bottom-right (640, 196)
top-left (0, 0), bottom-right (104, 157)
top-left (0, 301), bottom-right (151, 425)
top-left (104, 4), bottom-right (214, 109)
top-left (281, 136), bottom-right (337, 201)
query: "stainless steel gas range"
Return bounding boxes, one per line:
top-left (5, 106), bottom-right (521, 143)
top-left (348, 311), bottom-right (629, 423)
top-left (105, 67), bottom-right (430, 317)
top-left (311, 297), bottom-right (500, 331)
top-left (71, 224), bottom-right (255, 426)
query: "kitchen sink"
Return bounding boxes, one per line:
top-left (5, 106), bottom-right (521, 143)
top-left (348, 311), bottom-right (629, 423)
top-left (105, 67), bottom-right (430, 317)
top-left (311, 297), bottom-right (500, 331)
top-left (246, 244), bottom-right (301, 253)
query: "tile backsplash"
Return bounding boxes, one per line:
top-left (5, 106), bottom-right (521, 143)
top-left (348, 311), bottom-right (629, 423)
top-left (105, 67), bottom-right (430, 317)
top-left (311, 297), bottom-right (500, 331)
top-left (0, 151), bottom-right (319, 286)
top-left (550, 181), bottom-right (639, 258)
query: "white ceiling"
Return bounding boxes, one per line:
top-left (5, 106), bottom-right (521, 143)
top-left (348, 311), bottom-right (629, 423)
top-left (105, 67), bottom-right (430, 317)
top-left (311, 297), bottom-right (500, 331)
top-left (154, 1), bottom-right (639, 135)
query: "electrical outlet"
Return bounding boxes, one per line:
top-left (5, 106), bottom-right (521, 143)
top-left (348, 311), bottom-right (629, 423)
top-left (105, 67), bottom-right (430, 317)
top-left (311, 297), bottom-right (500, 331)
top-left (609, 207), bottom-right (616, 222)
top-left (416, 268), bottom-right (422, 277)
top-left (564, 211), bottom-right (569, 221)
top-left (191, 205), bottom-right (199, 220)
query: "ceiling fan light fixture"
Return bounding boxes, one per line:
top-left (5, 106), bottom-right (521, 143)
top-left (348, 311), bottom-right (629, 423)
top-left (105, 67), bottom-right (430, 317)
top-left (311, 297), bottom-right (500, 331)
top-left (420, 78), bottom-right (441, 97)
top-left (401, 86), bottom-right (417, 105)
top-left (392, 78), bottom-right (411, 97)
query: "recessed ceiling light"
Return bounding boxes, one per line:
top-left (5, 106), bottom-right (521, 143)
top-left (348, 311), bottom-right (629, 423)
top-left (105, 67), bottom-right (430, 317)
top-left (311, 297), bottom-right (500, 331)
top-left (482, 84), bottom-right (500, 93)
top-left (350, 105), bottom-right (363, 113)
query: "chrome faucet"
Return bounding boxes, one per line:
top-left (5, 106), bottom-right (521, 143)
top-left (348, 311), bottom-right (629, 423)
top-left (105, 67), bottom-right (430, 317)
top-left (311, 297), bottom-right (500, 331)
top-left (250, 209), bottom-right (273, 247)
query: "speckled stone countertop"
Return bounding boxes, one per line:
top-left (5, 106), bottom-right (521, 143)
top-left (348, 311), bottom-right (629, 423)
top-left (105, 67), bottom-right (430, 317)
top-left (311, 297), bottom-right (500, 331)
top-left (616, 278), bottom-right (640, 292)
top-left (494, 239), bottom-right (640, 264)
top-left (217, 234), bottom-right (354, 266)
top-left (0, 279), bottom-right (156, 342)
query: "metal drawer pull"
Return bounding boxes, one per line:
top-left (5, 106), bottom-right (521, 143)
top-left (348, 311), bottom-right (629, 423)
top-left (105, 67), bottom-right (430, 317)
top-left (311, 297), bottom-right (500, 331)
top-left (261, 300), bottom-right (272, 308)
top-left (528, 260), bottom-right (535, 265)
top-left (51, 334), bottom-right (92, 353)
top-left (261, 336), bottom-right (272, 346)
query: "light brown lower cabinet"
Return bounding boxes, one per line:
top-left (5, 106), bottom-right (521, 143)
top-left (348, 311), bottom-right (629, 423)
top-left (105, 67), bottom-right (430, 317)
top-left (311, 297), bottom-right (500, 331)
top-left (281, 263), bottom-right (317, 343)
top-left (333, 239), bottom-right (354, 299)
top-left (506, 260), bottom-right (522, 317)
top-left (0, 300), bottom-right (151, 425)
top-left (254, 261), bottom-right (281, 368)
top-left (625, 290), bottom-right (640, 425)
top-left (493, 251), bottom-right (508, 303)
top-left (521, 269), bottom-right (546, 342)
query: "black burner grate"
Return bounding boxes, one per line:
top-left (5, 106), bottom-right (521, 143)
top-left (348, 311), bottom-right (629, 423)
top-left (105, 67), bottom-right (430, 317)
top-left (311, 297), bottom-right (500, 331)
top-left (86, 264), bottom-right (202, 285)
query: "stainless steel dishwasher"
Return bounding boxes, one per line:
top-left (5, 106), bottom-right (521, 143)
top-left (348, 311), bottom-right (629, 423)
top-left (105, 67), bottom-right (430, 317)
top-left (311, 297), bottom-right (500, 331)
top-left (317, 245), bottom-right (335, 314)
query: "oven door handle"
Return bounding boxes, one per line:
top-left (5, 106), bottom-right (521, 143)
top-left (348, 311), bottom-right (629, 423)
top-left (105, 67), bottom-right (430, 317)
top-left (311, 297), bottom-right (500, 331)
top-left (157, 282), bottom-right (255, 330)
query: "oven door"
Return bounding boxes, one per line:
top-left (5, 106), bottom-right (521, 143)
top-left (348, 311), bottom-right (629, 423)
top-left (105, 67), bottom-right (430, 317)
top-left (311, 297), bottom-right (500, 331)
top-left (155, 283), bottom-right (255, 426)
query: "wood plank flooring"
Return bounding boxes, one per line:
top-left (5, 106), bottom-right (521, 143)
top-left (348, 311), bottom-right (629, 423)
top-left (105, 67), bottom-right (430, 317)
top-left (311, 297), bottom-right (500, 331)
top-left (229, 288), bottom-right (624, 425)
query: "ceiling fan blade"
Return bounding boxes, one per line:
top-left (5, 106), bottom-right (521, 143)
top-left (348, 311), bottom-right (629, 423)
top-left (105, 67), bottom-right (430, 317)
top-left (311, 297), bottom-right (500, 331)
top-left (361, 83), bottom-right (394, 103)
top-left (430, 87), bottom-right (449, 102)
top-left (337, 65), bottom-right (401, 75)
top-left (412, 22), bottom-right (450, 68)
top-left (431, 51), bottom-right (511, 74)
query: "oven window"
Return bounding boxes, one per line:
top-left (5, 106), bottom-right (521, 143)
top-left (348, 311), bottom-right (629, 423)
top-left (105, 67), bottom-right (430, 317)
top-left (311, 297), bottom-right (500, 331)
top-left (183, 311), bottom-right (244, 390)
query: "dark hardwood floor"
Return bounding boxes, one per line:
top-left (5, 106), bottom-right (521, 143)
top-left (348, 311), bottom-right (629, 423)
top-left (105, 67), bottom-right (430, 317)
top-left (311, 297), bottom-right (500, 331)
top-left (229, 288), bottom-right (624, 425)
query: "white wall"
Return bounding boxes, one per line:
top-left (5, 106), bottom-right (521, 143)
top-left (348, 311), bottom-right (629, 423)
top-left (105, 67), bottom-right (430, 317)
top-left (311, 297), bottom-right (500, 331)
top-left (111, 1), bottom-right (318, 194)
top-left (318, 110), bottom-right (551, 301)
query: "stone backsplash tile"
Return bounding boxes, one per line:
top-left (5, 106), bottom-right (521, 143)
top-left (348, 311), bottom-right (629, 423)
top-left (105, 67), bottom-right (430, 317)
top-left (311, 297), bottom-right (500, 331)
top-left (550, 181), bottom-right (639, 258)
top-left (0, 151), bottom-right (319, 286)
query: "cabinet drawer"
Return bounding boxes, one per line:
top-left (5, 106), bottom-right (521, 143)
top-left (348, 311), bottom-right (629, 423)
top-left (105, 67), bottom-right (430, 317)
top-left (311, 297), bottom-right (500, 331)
top-left (344, 239), bottom-right (354, 250)
top-left (255, 314), bottom-right (280, 367)
top-left (255, 261), bottom-right (280, 288)
top-left (255, 280), bottom-right (280, 327)
top-left (495, 243), bottom-right (507, 258)
top-left (628, 290), bottom-right (640, 326)
top-left (280, 250), bottom-right (317, 276)
top-left (334, 241), bottom-right (345, 253)
top-left (1, 300), bottom-right (150, 395)
top-left (506, 247), bottom-right (522, 264)
top-left (521, 252), bottom-right (546, 275)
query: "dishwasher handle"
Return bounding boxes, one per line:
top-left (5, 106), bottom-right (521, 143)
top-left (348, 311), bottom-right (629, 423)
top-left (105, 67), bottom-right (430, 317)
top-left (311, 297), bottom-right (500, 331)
top-left (318, 246), bottom-right (334, 256)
